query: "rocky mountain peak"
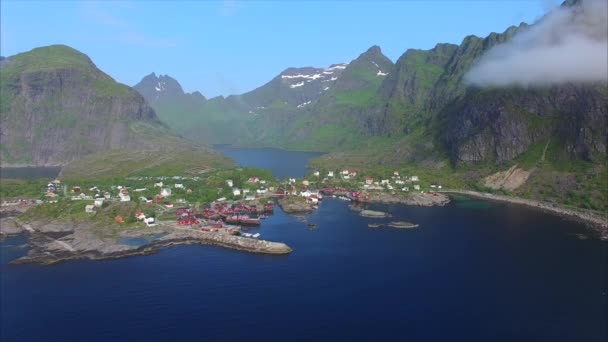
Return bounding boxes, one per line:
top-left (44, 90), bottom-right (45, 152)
top-left (134, 72), bottom-right (192, 104)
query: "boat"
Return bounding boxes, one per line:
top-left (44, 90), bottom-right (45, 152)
top-left (242, 233), bottom-right (252, 237)
top-left (368, 223), bottom-right (383, 228)
top-left (252, 233), bottom-right (260, 238)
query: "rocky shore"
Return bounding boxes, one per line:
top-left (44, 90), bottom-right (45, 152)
top-left (3, 217), bottom-right (292, 265)
top-left (359, 191), bottom-right (450, 206)
top-left (442, 190), bottom-right (608, 240)
top-left (277, 196), bottom-right (315, 213)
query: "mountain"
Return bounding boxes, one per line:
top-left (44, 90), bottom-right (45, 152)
top-left (0, 45), bottom-right (215, 168)
top-left (135, 45), bottom-right (394, 149)
top-left (277, 45), bottom-right (395, 150)
top-left (134, 72), bottom-right (206, 105)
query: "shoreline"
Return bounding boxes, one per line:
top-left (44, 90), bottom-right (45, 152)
top-left (10, 234), bottom-right (292, 265)
top-left (441, 189), bottom-right (607, 240)
top-left (4, 218), bottom-right (292, 265)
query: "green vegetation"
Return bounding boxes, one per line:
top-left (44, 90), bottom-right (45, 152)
top-left (59, 149), bottom-right (233, 180)
top-left (0, 179), bottom-right (49, 200)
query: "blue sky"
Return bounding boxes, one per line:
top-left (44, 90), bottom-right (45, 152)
top-left (1, 1), bottom-right (560, 97)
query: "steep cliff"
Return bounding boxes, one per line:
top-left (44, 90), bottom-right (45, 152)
top-left (0, 45), bottom-right (196, 166)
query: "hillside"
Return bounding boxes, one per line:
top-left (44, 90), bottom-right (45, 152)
top-left (0, 45), bottom-right (224, 170)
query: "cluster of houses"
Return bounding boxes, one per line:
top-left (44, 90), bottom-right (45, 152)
top-left (310, 169), bottom-right (441, 193)
top-left (44, 179), bottom-right (62, 200)
top-left (32, 167), bottom-right (443, 221)
top-left (221, 177), bottom-right (272, 202)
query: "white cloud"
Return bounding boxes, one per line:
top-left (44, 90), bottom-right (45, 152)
top-left (465, 0), bottom-right (608, 87)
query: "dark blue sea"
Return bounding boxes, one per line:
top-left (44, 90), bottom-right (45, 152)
top-left (1, 150), bottom-right (606, 341)
top-left (213, 145), bottom-right (323, 179)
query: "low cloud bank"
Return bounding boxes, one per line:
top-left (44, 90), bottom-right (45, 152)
top-left (465, 0), bottom-right (607, 87)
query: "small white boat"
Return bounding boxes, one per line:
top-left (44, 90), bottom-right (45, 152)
top-left (252, 233), bottom-right (260, 238)
top-left (242, 233), bottom-right (252, 237)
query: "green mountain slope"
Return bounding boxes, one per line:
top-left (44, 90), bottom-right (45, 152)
top-left (0, 45), bottom-right (223, 170)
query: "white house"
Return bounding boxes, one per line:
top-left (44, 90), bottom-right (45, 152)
top-left (381, 179), bottom-right (390, 185)
top-left (259, 180), bottom-right (267, 184)
top-left (343, 175), bottom-right (350, 180)
top-left (242, 189), bottom-right (251, 194)
top-left (288, 178), bottom-right (296, 185)
top-left (256, 188), bottom-right (267, 194)
top-left (307, 196), bottom-right (319, 204)
top-left (387, 184), bottom-right (394, 190)
top-left (413, 185), bottom-right (420, 191)
top-left (438, 185), bottom-right (443, 189)
top-left (302, 180), bottom-right (310, 186)
top-left (94, 198), bottom-right (104, 207)
top-left (134, 188), bottom-right (147, 192)
top-left (119, 192), bottom-right (131, 202)
top-left (174, 184), bottom-right (185, 189)
top-left (341, 170), bottom-right (349, 175)
top-left (154, 182), bottom-right (163, 188)
top-left (395, 180), bottom-right (405, 185)
top-left (160, 188), bottom-right (172, 197)
top-left (144, 217), bottom-right (156, 227)
top-left (328, 171), bottom-right (334, 177)
top-left (85, 205), bottom-right (96, 213)
top-left (393, 171), bottom-right (399, 176)
top-left (410, 176), bottom-right (419, 182)
top-left (245, 195), bottom-right (256, 201)
top-left (103, 192), bottom-right (111, 199)
top-left (226, 180), bottom-right (234, 187)
top-left (232, 188), bottom-right (241, 196)
top-left (313, 171), bottom-right (320, 177)
top-left (300, 190), bottom-right (313, 197)
top-left (401, 187), bottom-right (409, 192)
top-left (365, 178), bottom-right (374, 185)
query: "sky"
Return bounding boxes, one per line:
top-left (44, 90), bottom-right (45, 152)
top-left (1, 0), bottom-right (562, 97)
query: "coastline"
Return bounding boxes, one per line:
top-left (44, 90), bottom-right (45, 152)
top-left (441, 189), bottom-right (607, 240)
top-left (4, 218), bottom-right (292, 265)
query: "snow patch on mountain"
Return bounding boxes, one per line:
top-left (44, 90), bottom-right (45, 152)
top-left (297, 100), bottom-right (312, 108)
top-left (281, 73), bottom-right (323, 80)
top-left (289, 81), bottom-right (305, 88)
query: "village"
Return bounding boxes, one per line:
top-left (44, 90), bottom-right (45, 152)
top-left (1, 166), bottom-right (450, 240)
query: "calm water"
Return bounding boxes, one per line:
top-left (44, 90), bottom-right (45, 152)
top-left (0, 167), bottom-right (61, 179)
top-left (214, 145), bottom-right (324, 179)
top-left (1, 150), bottom-right (606, 341)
